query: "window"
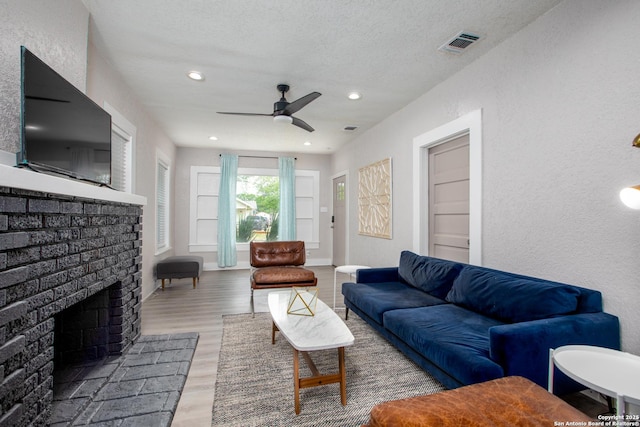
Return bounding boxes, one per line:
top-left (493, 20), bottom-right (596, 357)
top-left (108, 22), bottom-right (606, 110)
top-left (236, 175), bottom-right (278, 242)
top-left (103, 103), bottom-right (135, 193)
top-left (188, 166), bottom-right (319, 253)
top-left (336, 181), bottom-right (345, 201)
top-left (156, 151), bottom-right (170, 252)
top-left (111, 125), bottom-right (132, 192)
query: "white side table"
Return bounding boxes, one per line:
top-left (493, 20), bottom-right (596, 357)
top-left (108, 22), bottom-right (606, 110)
top-left (549, 345), bottom-right (640, 416)
top-left (333, 265), bottom-right (370, 310)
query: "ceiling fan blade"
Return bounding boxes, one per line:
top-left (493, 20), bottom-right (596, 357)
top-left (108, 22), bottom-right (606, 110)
top-left (216, 112), bottom-right (273, 116)
top-left (282, 92), bottom-right (321, 115)
top-left (291, 116), bottom-right (315, 132)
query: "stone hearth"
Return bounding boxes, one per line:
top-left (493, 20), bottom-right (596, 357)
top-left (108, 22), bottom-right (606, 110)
top-left (49, 333), bottom-right (198, 426)
top-left (0, 184), bottom-right (143, 426)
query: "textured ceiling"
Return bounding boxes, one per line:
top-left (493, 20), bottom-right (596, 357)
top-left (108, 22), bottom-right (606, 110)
top-left (82, 0), bottom-right (562, 153)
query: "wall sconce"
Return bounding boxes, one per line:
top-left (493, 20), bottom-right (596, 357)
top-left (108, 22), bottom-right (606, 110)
top-left (620, 185), bottom-right (640, 209)
top-left (620, 133), bottom-right (640, 209)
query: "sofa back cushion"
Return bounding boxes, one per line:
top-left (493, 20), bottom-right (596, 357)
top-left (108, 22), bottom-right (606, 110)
top-left (445, 266), bottom-right (581, 323)
top-left (398, 251), bottom-right (464, 299)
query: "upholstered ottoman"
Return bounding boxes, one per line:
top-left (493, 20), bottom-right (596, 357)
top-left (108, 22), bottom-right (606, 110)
top-left (365, 376), bottom-right (593, 427)
top-left (156, 256), bottom-right (203, 290)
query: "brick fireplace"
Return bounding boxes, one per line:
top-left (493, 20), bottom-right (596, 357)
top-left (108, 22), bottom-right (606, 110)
top-left (0, 182), bottom-right (144, 426)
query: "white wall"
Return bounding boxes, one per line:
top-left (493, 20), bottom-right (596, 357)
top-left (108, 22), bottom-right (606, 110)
top-left (86, 43), bottom-right (177, 301)
top-left (0, 0), bottom-right (178, 301)
top-left (333, 0), bottom-right (640, 353)
top-left (173, 148), bottom-right (333, 267)
top-left (0, 0), bottom-right (89, 153)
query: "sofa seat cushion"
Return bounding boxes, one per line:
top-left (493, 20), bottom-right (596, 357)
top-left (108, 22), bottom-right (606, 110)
top-left (398, 251), bottom-right (464, 299)
top-left (342, 282), bottom-right (447, 325)
top-left (383, 305), bottom-right (505, 385)
top-left (446, 266), bottom-right (581, 323)
top-left (251, 266), bottom-right (315, 285)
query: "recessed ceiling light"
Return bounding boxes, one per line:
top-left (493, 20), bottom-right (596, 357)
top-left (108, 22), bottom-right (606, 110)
top-left (208, 136), bottom-right (218, 141)
top-left (348, 91), bottom-right (361, 100)
top-left (187, 71), bottom-right (204, 81)
top-left (303, 141), bottom-right (311, 146)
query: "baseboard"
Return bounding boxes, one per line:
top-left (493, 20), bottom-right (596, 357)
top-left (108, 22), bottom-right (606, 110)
top-left (204, 262), bottom-right (250, 271)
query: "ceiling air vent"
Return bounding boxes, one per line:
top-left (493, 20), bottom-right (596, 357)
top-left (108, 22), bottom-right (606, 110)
top-left (438, 31), bottom-right (481, 54)
top-left (344, 126), bottom-right (358, 131)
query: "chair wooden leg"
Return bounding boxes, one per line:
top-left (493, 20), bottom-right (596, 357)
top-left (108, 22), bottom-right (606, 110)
top-left (272, 321), bottom-right (278, 344)
top-left (161, 279), bottom-right (165, 290)
top-left (192, 277), bottom-right (196, 289)
top-left (345, 307), bottom-right (349, 320)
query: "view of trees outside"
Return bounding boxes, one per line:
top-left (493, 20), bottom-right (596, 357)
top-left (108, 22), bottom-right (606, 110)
top-left (236, 175), bottom-right (280, 242)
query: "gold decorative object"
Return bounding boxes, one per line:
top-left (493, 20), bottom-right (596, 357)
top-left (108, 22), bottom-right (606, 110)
top-left (287, 287), bottom-right (318, 316)
top-left (358, 157), bottom-right (393, 239)
top-left (633, 133), bottom-right (640, 148)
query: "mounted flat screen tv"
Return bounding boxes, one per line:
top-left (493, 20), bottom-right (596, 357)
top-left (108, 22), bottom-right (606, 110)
top-left (17, 46), bottom-right (112, 186)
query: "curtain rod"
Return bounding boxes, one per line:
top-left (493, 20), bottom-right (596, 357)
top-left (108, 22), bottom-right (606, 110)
top-left (219, 154), bottom-right (297, 160)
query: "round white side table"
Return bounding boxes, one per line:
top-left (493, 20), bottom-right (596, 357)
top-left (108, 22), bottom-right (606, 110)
top-left (548, 345), bottom-right (640, 416)
top-left (333, 265), bottom-right (370, 310)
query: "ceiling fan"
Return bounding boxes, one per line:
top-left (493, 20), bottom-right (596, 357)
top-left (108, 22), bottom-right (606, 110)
top-left (217, 84), bottom-right (321, 132)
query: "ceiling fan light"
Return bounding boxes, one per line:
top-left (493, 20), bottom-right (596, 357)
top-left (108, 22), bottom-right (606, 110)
top-left (274, 115), bottom-right (293, 125)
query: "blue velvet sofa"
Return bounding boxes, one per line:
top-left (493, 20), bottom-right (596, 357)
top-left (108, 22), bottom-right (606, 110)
top-left (342, 251), bottom-right (620, 395)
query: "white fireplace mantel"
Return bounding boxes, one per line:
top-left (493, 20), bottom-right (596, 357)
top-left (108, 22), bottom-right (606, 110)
top-left (0, 163), bottom-right (147, 206)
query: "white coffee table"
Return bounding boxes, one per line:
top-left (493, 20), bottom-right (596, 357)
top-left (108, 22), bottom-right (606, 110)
top-left (333, 265), bottom-right (370, 309)
top-left (268, 290), bottom-right (355, 414)
top-left (549, 345), bottom-right (640, 416)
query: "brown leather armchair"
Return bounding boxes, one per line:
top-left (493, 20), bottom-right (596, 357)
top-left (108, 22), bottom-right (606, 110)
top-left (249, 240), bottom-right (317, 316)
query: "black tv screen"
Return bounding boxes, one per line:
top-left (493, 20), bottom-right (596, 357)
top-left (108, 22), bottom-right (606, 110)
top-left (18, 47), bottom-right (112, 185)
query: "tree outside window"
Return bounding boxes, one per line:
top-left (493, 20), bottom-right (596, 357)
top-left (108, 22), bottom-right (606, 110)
top-left (236, 175), bottom-right (280, 242)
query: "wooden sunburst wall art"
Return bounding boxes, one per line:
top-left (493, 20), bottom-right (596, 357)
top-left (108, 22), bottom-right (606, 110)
top-left (358, 157), bottom-right (392, 239)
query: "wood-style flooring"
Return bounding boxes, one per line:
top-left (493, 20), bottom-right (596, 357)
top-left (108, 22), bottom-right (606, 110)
top-left (140, 266), bottom-right (607, 427)
top-left (140, 266), bottom-right (344, 426)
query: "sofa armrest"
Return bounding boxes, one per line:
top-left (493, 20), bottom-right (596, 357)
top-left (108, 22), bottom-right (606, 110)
top-left (489, 312), bottom-right (620, 394)
top-left (356, 267), bottom-right (399, 283)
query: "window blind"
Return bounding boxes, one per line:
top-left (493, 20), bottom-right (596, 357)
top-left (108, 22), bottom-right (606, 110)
top-left (157, 161), bottom-right (168, 249)
top-left (111, 127), bottom-right (129, 192)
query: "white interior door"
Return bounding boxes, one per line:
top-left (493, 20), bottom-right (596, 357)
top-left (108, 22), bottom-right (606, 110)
top-left (428, 135), bottom-right (470, 263)
top-left (332, 175), bottom-right (346, 266)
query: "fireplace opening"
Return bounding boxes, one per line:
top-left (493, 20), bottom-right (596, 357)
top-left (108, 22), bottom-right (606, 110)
top-left (52, 282), bottom-right (122, 405)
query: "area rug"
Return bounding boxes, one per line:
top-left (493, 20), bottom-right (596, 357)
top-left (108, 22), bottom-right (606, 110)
top-left (212, 313), bottom-right (445, 426)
